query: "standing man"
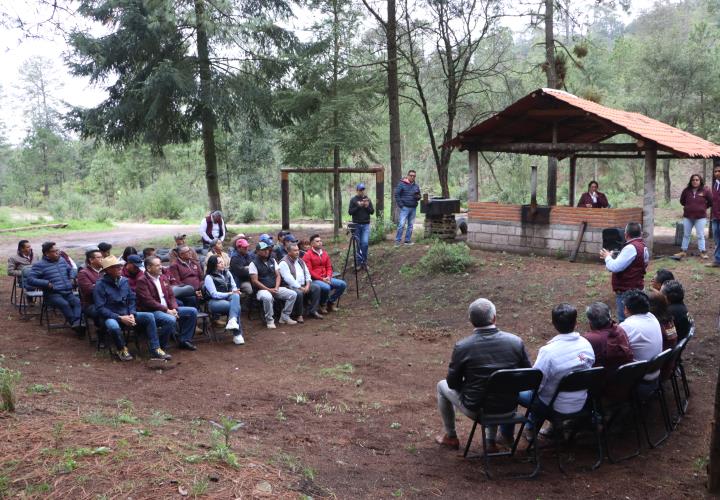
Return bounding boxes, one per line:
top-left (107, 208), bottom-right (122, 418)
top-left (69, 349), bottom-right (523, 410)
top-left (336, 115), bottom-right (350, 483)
top-left (348, 182), bottom-right (374, 268)
top-left (600, 222), bottom-right (649, 322)
top-left (26, 242), bottom-right (82, 330)
top-left (709, 164), bottom-right (720, 268)
top-left (199, 210), bottom-right (227, 248)
top-left (303, 234), bottom-right (347, 313)
top-left (394, 170), bottom-right (421, 246)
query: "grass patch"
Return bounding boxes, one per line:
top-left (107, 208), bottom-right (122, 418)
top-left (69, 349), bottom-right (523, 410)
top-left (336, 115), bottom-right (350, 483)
top-left (27, 383), bottom-right (54, 394)
top-left (411, 241), bottom-right (473, 274)
top-left (1, 220), bottom-right (113, 237)
top-left (319, 363), bottom-right (355, 382)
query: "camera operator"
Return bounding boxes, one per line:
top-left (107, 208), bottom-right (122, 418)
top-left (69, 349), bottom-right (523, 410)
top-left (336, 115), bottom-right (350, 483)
top-left (348, 183), bottom-right (375, 269)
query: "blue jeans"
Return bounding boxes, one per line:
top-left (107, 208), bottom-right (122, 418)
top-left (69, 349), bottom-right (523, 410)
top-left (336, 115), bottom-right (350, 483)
top-left (105, 311), bottom-right (160, 350)
top-left (713, 219), bottom-right (720, 264)
top-left (518, 390), bottom-right (553, 431)
top-left (395, 206), bottom-right (416, 243)
top-left (312, 278), bottom-right (347, 305)
top-left (682, 217), bottom-right (707, 251)
top-left (152, 307), bottom-right (197, 344)
top-left (208, 294), bottom-right (242, 332)
top-left (45, 290), bottom-right (81, 325)
top-left (615, 291), bottom-right (627, 323)
top-left (352, 223), bottom-right (371, 265)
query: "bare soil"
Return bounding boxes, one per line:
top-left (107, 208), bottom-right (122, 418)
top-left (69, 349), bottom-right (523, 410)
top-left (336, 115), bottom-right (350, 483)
top-left (0, 227), bottom-right (718, 499)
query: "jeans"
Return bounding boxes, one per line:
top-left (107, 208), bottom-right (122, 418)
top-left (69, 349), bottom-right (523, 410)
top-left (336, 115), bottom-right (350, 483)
top-left (312, 278), bottom-right (347, 305)
top-left (256, 287), bottom-right (296, 323)
top-left (395, 206), bottom-right (416, 243)
top-left (436, 380), bottom-right (515, 441)
top-left (352, 223), bottom-right (371, 265)
top-left (208, 294), bottom-right (242, 331)
top-left (172, 285), bottom-right (198, 308)
top-left (713, 219), bottom-right (720, 264)
top-left (45, 290), bottom-right (81, 325)
top-left (104, 312), bottom-right (160, 350)
top-left (518, 390), bottom-right (553, 431)
top-left (152, 307), bottom-right (197, 344)
top-left (681, 217), bottom-right (706, 252)
top-left (615, 292), bottom-right (627, 323)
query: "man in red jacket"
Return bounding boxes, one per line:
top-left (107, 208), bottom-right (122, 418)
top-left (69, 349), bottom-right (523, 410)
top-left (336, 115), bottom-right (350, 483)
top-left (169, 246), bottom-right (203, 308)
top-left (302, 234), bottom-right (346, 313)
top-left (709, 164), bottom-right (720, 267)
top-left (136, 256), bottom-right (198, 351)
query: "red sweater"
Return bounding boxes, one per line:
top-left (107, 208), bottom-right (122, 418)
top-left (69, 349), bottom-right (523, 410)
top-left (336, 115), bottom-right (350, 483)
top-left (303, 248), bottom-right (333, 280)
top-left (680, 186), bottom-right (711, 219)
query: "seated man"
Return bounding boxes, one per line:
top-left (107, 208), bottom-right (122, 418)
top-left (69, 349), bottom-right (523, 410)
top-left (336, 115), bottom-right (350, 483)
top-left (200, 210), bottom-right (227, 248)
top-left (136, 256), bottom-right (198, 351)
top-left (249, 241), bottom-right (297, 329)
top-left (169, 245), bottom-right (204, 308)
top-left (619, 290), bottom-right (663, 381)
top-left (229, 238), bottom-right (254, 295)
top-left (169, 234), bottom-right (200, 266)
top-left (121, 254), bottom-right (143, 290)
top-left (8, 239), bottom-right (34, 286)
top-left (278, 242), bottom-right (323, 322)
top-left (142, 247), bottom-right (156, 259)
top-left (519, 304), bottom-right (595, 443)
top-left (435, 298), bottom-right (531, 452)
top-left (98, 242), bottom-right (113, 258)
top-left (582, 302), bottom-right (633, 381)
top-left (302, 234), bottom-right (346, 313)
top-left (273, 230), bottom-right (292, 261)
top-left (650, 268), bottom-right (674, 291)
top-left (93, 256), bottom-right (170, 362)
top-left (662, 280), bottom-right (692, 340)
top-left (26, 241), bottom-right (82, 330)
top-left (77, 249), bottom-right (105, 339)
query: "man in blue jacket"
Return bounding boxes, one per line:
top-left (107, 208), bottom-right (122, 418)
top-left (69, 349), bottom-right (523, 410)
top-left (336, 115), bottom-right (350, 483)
top-left (93, 255), bottom-right (170, 362)
top-left (26, 241), bottom-right (82, 330)
top-left (394, 170), bottom-right (421, 245)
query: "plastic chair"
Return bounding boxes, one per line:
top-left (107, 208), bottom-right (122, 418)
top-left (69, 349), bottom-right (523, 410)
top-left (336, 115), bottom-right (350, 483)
top-left (546, 366), bottom-right (606, 472)
top-left (463, 368), bottom-right (544, 479)
top-left (602, 360), bottom-right (648, 463)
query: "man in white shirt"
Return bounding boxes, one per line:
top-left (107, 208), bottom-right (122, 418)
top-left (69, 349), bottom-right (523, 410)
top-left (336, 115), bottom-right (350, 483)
top-left (619, 290), bottom-right (663, 381)
top-left (199, 211), bottom-right (227, 248)
top-left (249, 242), bottom-right (297, 329)
top-left (278, 243), bottom-right (323, 322)
top-left (519, 303), bottom-right (595, 442)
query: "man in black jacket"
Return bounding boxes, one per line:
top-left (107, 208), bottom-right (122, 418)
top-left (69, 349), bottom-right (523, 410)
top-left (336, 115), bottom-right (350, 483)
top-left (348, 183), bottom-right (374, 268)
top-left (229, 238), bottom-right (253, 295)
top-left (435, 298), bottom-right (531, 452)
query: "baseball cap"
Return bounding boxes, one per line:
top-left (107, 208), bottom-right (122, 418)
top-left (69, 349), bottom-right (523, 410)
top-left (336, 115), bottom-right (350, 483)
top-left (284, 234), bottom-right (298, 243)
top-left (259, 233), bottom-right (273, 243)
top-left (256, 241), bottom-right (270, 251)
top-left (235, 238), bottom-right (249, 248)
top-left (357, 182), bottom-right (366, 190)
top-left (127, 254), bottom-right (143, 266)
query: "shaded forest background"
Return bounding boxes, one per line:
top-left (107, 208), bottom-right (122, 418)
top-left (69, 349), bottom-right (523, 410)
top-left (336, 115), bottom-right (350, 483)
top-left (0, 0), bottom-right (718, 225)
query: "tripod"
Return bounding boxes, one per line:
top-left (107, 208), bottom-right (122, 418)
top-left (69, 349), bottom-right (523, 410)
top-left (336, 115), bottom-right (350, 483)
top-left (340, 224), bottom-right (380, 305)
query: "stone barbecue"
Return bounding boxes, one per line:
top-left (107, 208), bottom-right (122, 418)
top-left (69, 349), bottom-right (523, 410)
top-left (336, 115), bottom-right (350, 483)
top-left (420, 196), bottom-right (461, 240)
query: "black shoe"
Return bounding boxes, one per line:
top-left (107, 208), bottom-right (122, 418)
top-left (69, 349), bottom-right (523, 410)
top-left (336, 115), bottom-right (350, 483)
top-left (179, 341), bottom-right (197, 351)
top-left (151, 348), bottom-right (172, 360)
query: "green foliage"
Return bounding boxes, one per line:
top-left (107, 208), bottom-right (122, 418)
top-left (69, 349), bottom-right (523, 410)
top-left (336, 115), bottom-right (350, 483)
top-left (319, 363), bottom-right (355, 382)
top-left (369, 218), bottom-right (392, 245)
top-left (209, 415), bottom-right (245, 448)
top-left (47, 191), bottom-right (90, 220)
top-left (0, 367), bottom-right (21, 412)
top-left (416, 241), bottom-right (473, 274)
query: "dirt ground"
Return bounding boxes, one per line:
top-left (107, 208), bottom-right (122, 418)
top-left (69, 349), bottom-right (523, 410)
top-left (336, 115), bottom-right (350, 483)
top-left (1, 227), bottom-right (719, 499)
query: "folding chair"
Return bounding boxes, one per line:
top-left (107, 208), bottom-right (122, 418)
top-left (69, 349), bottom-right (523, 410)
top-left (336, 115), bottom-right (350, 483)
top-left (40, 300), bottom-right (73, 333)
top-left (603, 360), bottom-right (648, 463)
top-left (676, 326), bottom-right (695, 404)
top-left (665, 338), bottom-right (689, 426)
top-left (18, 287), bottom-right (44, 319)
top-left (10, 276), bottom-right (18, 306)
top-left (546, 366), bottom-right (606, 472)
top-left (463, 368), bottom-right (544, 479)
top-left (638, 349), bottom-right (673, 448)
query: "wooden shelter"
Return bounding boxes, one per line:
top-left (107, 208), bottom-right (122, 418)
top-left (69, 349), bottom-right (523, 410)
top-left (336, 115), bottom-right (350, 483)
top-left (448, 88), bottom-right (720, 256)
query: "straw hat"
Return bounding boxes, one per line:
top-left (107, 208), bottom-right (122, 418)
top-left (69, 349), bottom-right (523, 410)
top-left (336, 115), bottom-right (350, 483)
top-left (100, 255), bottom-right (123, 271)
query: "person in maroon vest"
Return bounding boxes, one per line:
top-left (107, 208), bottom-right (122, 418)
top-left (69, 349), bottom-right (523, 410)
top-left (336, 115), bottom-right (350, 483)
top-left (600, 222), bottom-right (649, 322)
top-left (577, 180), bottom-right (609, 208)
top-left (709, 164), bottom-right (720, 267)
top-left (582, 301), bottom-right (633, 392)
top-left (673, 173), bottom-right (712, 260)
top-left (199, 211), bottom-right (227, 248)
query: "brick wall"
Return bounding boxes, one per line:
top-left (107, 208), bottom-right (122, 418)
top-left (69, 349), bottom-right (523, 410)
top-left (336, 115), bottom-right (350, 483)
top-left (468, 202), bottom-right (642, 228)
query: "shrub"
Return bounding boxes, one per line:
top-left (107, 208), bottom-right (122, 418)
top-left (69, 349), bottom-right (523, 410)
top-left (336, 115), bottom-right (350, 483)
top-left (417, 241), bottom-right (473, 274)
top-left (0, 367), bottom-right (21, 412)
top-left (91, 206), bottom-right (114, 223)
top-left (237, 201), bottom-right (256, 223)
top-left (47, 191), bottom-right (90, 220)
top-left (369, 218), bottom-right (392, 245)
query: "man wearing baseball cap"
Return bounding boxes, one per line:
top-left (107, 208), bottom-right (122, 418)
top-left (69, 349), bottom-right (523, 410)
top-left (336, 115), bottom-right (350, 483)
top-left (169, 234), bottom-right (200, 267)
top-left (348, 182), bottom-right (375, 269)
top-left (274, 233), bottom-right (298, 262)
top-left (249, 241), bottom-right (297, 329)
top-left (229, 238), bottom-right (254, 295)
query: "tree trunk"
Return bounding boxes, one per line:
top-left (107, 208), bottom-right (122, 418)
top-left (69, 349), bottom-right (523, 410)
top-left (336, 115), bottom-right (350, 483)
top-left (544, 0), bottom-right (558, 206)
top-left (663, 158), bottom-right (671, 204)
top-left (387, 0), bottom-right (401, 223)
top-left (195, 0), bottom-right (222, 212)
top-left (331, 0), bottom-right (341, 238)
top-left (708, 362), bottom-right (720, 493)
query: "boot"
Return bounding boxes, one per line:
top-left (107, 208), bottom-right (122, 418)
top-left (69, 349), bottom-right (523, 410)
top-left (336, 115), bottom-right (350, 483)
top-left (671, 251), bottom-right (686, 260)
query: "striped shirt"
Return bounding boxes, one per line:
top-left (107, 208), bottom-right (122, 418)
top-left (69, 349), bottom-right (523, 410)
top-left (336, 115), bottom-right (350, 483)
top-left (534, 332), bottom-right (595, 413)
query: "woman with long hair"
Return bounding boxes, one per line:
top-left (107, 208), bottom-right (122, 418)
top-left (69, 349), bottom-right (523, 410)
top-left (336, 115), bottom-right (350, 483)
top-left (674, 174), bottom-right (712, 260)
top-left (203, 255), bottom-right (244, 345)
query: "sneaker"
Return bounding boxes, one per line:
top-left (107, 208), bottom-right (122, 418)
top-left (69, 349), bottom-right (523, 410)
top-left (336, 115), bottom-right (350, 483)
top-left (233, 333), bottom-right (245, 345)
top-left (671, 251), bottom-right (686, 260)
top-left (404, 241), bottom-right (414, 246)
top-left (296, 316), bottom-right (304, 324)
top-left (266, 321), bottom-right (276, 329)
top-left (225, 317), bottom-right (240, 330)
top-left (319, 306), bottom-right (329, 315)
top-left (117, 347), bottom-right (133, 362)
top-left (394, 241), bottom-right (402, 247)
top-left (701, 252), bottom-right (709, 260)
top-left (706, 261), bottom-right (720, 268)
top-left (279, 316), bottom-right (298, 325)
top-left (310, 311), bottom-right (324, 320)
top-left (151, 348), bottom-right (172, 361)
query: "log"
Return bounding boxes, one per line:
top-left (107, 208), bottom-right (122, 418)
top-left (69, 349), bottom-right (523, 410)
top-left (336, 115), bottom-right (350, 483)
top-left (0, 223), bottom-right (68, 233)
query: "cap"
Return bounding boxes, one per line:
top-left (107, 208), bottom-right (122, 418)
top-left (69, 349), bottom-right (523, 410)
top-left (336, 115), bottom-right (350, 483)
top-left (357, 182), bottom-right (366, 190)
top-left (284, 234), bottom-right (298, 243)
top-left (173, 233), bottom-right (187, 240)
top-left (259, 233), bottom-right (273, 243)
top-left (127, 254), bottom-right (143, 266)
top-left (235, 233), bottom-right (247, 240)
top-left (256, 241), bottom-right (270, 251)
top-left (235, 238), bottom-right (249, 248)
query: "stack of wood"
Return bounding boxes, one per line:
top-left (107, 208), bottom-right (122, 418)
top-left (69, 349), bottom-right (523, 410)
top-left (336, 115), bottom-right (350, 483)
top-left (424, 214), bottom-right (457, 240)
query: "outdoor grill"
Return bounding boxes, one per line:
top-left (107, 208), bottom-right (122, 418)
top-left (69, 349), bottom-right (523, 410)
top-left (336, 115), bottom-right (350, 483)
top-left (421, 195), bottom-right (461, 240)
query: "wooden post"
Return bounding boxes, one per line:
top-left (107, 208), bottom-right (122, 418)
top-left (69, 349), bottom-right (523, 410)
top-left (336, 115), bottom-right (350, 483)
top-left (547, 123), bottom-right (558, 206)
top-left (375, 168), bottom-right (385, 220)
top-left (468, 150), bottom-right (479, 202)
top-left (643, 147), bottom-right (657, 253)
top-left (281, 170), bottom-right (290, 230)
top-left (568, 156), bottom-right (576, 207)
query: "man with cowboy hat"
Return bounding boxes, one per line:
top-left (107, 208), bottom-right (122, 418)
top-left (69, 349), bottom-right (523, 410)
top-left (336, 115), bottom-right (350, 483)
top-left (93, 255), bottom-right (170, 362)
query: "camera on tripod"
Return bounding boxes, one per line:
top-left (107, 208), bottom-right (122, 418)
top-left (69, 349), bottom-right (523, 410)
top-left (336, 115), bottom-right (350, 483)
top-left (346, 222), bottom-right (358, 235)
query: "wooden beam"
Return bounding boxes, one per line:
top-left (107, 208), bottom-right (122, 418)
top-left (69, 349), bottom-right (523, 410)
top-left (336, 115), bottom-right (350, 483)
top-left (573, 153), bottom-right (678, 159)
top-left (468, 151), bottom-right (478, 202)
top-left (281, 167), bottom-right (383, 174)
top-left (569, 156), bottom-right (576, 207)
top-left (643, 147), bottom-right (657, 253)
top-left (281, 170), bottom-right (290, 230)
top-left (465, 142), bottom-right (644, 154)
